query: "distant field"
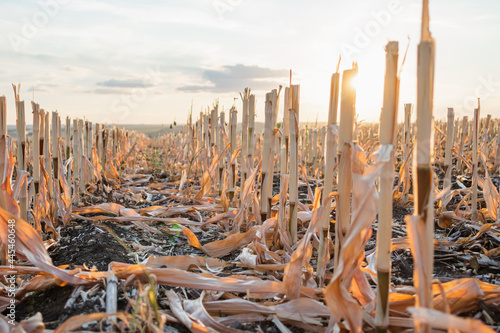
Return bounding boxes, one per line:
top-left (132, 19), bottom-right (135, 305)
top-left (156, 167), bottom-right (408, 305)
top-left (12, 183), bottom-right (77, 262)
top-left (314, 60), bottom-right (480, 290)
top-left (7, 122), bottom-right (329, 139)
top-left (6, 124), bottom-right (179, 139)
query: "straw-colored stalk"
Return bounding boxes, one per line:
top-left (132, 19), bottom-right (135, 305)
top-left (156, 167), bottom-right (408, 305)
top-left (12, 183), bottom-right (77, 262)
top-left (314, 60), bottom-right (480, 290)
top-left (483, 114), bottom-right (491, 156)
top-left (95, 123), bottom-right (101, 165)
top-left (453, 118), bottom-right (459, 148)
top-left (353, 118), bottom-right (359, 142)
top-left (106, 274), bottom-right (119, 325)
top-left (200, 112), bottom-right (205, 153)
top-left (65, 117), bottom-right (71, 160)
top-left (443, 108), bottom-right (454, 208)
top-left (87, 121), bottom-right (93, 162)
top-left (211, 106), bottom-right (219, 188)
top-left (402, 103), bottom-right (413, 204)
top-left (200, 113), bottom-right (205, 153)
top-left (305, 129), bottom-right (311, 166)
top-left (433, 120), bottom-right (442, 157)
top-left (51, 111), bottom-right (59, 221)
top-left (248, 95), bottom-right (255, 169)
top-left (266, 89), bottom-right (280, 217)
top-left (112, 127), bottom-right (118, 157)
top-left (299, 129), bottom-right (305, 165)
top-left (16, 100), bottom-right (28, 222)
top-left (283, 88), bottom-right (290, 175)
top-left (375, 41), bottom-right (399, 333)
top-left (413, 2), bottom-right (436, 330)
top-left (307, 128), bottom-right (316, 167)
top-left (219, 110), bottom-right (225, 195)
top-left (44, 111), bottom-right (52, 197)
top-left (467, 121), bottom-right (473, 148)
top-left (319, 126), bottom-right (326, 175)
top-left (194, 113), bottom-right (203, 152)
top-left (278, 89), bottom-right (291, 234)
top-left (57, 115), bottom-right (62, 149)
top-left (32, 102), bottom-right (41, 194)
top-left (84, 121), bottom-right (89, 158)
top-left (241, 88), bottom-right (250, 190)
top-left (187, 111), bottom-right (193, 161)
top-left (51, 112), bottom-right (59, 178)
top-left (102, 126), bottom-right (108, 165)
top-left (312, 129), bottom-right (318, 175)
top-left (288, 85), bottom-right (300, 243)
top-left (275, 128), bottom-right (281, 173)
top-left (229, 107), bottom-right (237, 202)
top-left (40, 110), bottom-right (45, 156)
top-left (490, 118), bottom-right (496, 141)
top-left (211, 107), bottom-right (218, 152)
top-left (78, 119), bottom-right (84, 186)
top-left (298, 129), bottom-right (303, 164)
top-left (335, 65), bottom-right (357, 269)
top-left (73, 119), bottom-right (80, 203)
top-left (296, 128), bottom-right (300, 162)
top-left (196, 114), bottom-right (202, 153)
top-left (261, 92), bottom-right (273, 221)
top-left (116, 127), bottom-right (121, 157)
top-left (203, 113), bottom-right (209, 157)
top-left (307, 129), bottom-right (312, 166)
top-left (317, 71), bottom-right (340, 285)
top-left (471, 104), bottom-right (480, 221)
top-left (66, 118), bottom-right (72, 189)
top-left (457, 116), bottom-right (467, 173)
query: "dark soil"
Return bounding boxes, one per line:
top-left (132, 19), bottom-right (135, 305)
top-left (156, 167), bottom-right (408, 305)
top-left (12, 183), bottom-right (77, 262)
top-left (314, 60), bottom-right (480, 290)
top-left (51, 222), bottom-right (134, 271)
top-left (14, 284), bottom-right (106, 330)
top-left (15, 285), bottom-right (74, 327)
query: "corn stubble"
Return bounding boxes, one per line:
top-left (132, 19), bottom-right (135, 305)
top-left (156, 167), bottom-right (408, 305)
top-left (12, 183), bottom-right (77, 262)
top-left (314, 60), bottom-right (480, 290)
top-left (374, 40), bottom-right (399, 333)
top-left (1, 0), bottom-right (499, 332)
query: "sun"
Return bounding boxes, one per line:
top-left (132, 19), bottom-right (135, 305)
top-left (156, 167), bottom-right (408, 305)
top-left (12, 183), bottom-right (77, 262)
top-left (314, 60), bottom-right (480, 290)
top-left (350, 75), bottom-right (359, 90)
top-left (352, 61), bottom-right (385, 122)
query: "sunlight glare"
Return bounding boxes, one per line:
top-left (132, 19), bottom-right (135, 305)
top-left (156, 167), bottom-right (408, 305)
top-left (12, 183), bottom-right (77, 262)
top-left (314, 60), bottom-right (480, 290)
top-left (350, 75), bottom-right (359, 90)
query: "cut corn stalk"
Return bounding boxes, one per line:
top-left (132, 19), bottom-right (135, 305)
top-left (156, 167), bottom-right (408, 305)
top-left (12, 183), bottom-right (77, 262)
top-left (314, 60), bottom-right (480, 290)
top-left (375, 41), bottom-right (399, 333)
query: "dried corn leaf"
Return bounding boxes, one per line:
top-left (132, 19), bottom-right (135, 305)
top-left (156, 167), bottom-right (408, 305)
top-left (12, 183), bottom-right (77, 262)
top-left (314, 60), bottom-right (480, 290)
top-left (0, 208), bottom-right (88, 285)
top-left (182, 225), bottom-right (258, 258)
top-left (408, 307), bottom-right (495, 333)
top-left (144, 255), bottom-right (228, 271)
top-left (283, 191), bottom-right (331, 299)
top-left (0, 138), bottom-right (20, 217)
top-left (480, 153), bottom-right (499, 219)
top-left (112, 263), bottom-right (284, 295)
top-left (204, 297), bottom-right (330, 326)
top-left (433, 278), bottom-right (500, 315)
top-left (166, 290), bottom-right (216, 333)
top-left (184, 294), bottom-right (247, 333)
top-left (73, 203), bottom-right (139, 217)
top-left (54, 312), bottom-right (129, 333)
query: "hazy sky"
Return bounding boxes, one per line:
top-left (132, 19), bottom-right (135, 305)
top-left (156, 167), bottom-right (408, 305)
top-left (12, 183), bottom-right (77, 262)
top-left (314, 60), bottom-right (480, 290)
top-left (1, 0), bottom-right (499, 125)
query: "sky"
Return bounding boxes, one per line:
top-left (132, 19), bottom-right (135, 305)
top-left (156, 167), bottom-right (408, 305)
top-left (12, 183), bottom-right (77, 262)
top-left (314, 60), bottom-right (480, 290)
top-left (1, 0), bottom-right (499, 125)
